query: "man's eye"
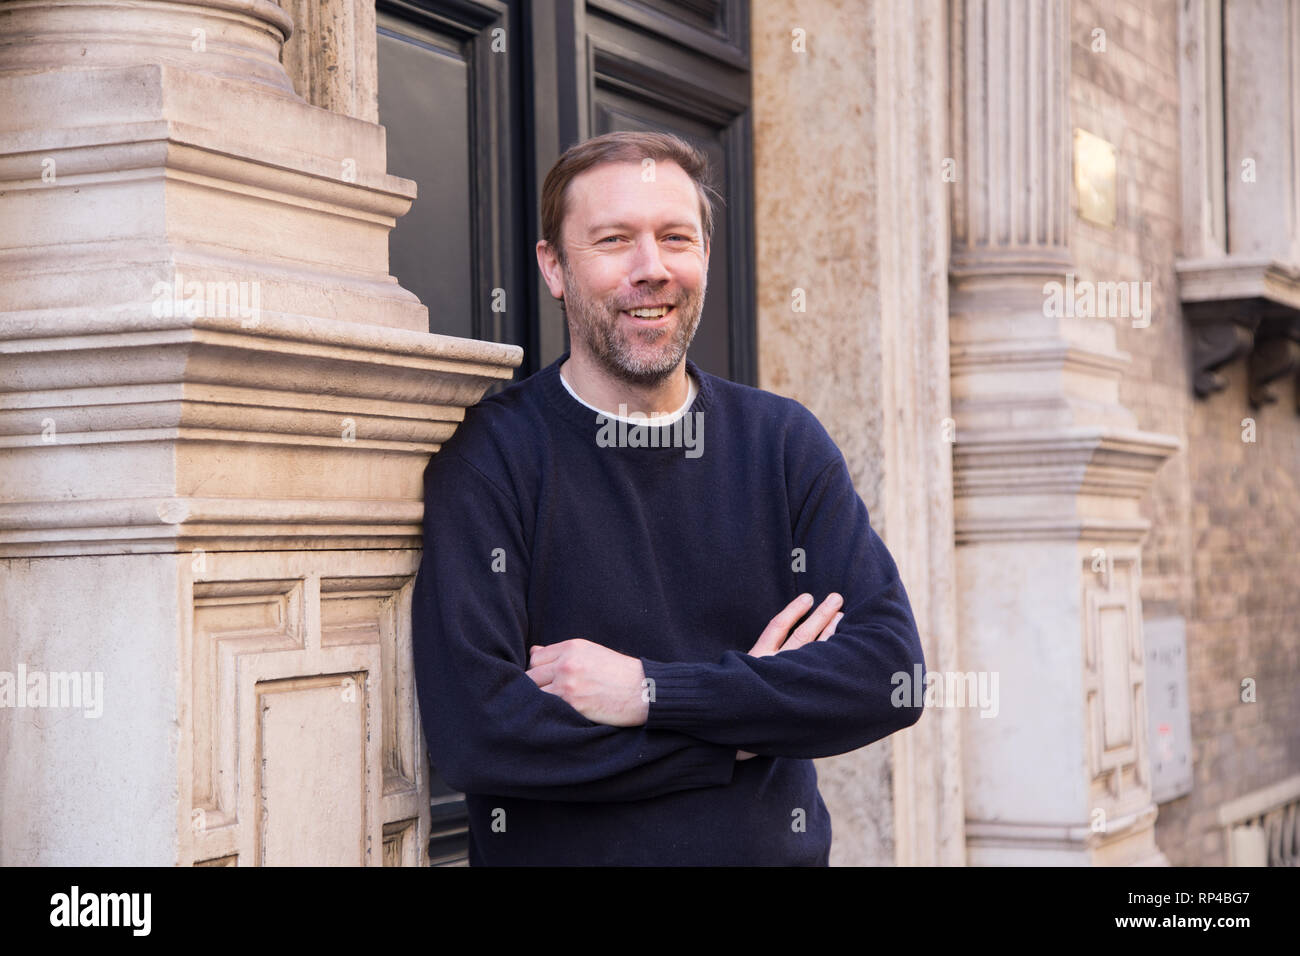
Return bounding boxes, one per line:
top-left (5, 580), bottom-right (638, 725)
top-left (665, 235), bottom-right (691, 243)
top-left (599, 236), bottom-right (622, 244)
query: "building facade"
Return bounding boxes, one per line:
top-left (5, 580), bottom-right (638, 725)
top-left (1, 0), bottom-right (1296, 866)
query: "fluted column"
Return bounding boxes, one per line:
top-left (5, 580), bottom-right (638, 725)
top-left (279, 0), bottom-right (380, 122)
top-left (0, 0), bottom-right (522, 864)
top-left (949, 0), bottom-right (1178, 865)
top-left (873, 0), bottom-right (966, 867)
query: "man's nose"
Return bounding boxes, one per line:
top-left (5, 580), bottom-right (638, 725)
top-left (627, 234), bottom-right (671, 285)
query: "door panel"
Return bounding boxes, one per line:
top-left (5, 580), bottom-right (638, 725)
top-left (377, 0), bottom-right (525, 369)
top-left (376, 0), bottom-right (752, 866)
top-left (377, 21), bottom-right (474, 339)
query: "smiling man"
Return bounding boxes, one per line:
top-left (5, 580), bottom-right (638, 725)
top-left (411, 131), bottom-right (925, 866)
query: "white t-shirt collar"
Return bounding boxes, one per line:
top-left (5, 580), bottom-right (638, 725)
top-left (559, 366), bottom-right (698, 426)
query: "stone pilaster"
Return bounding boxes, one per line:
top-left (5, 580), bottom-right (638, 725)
top-left (872, 0), bottom-right (966, 867)
top-left (949, 0), bottom-right (1178, 865)
top-left (279, 0), bottom-right (380, 122)
top-left (0, 0), bottom-right (521, 864)
top-left (752, 0), bottom-right (964, 866)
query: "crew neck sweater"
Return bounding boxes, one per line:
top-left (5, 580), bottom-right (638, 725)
top-left (559, 363), bottom-right (698, 425)
top-left (411, 351), bottom-right (926, 866)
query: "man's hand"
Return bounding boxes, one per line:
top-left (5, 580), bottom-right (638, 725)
top-left (527, 593), bottom-right (843, 749)
top-left (748, 592), bottom-right (844, 657)
top-left (735, 593), bottom-right (844, 760)
top-left (526, 639), bottom-right (649, 727)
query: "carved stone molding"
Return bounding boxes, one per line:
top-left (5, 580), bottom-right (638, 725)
top-left (0, 0), bottom-right (298, 94)
top-left (1083, 550), bottom-right (1149, 805)
top-left (1180, 258), bottom-right (1300, 406)
top-left (0, 0), bottom-right (518, 868)
top-left (0, 311), bottom-right (521, 556)
top-left (0, 64), bottom-right (424, 332)
top-left (181, 550), bottom-right (426, 866)
top-left (953, 427), bottom-right (1182, 544)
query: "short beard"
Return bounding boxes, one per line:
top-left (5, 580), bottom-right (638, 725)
top-left (559, 255), bottom-right (705, 388)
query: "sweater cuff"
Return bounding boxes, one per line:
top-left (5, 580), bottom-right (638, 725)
top-left (641, 658), bottom-right (719, 733)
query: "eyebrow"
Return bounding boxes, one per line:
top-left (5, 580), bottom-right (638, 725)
top-left (587, 222), bottom-right (700, 235)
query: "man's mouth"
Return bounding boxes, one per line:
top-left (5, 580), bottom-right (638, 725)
top-left (620, 304), bottom-right (674, 325)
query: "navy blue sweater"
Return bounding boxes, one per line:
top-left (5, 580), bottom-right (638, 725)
top-left (412, 352), bottom-right (925, 865)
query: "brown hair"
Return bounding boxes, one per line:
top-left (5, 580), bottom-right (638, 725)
top-left (540, 131), bottom-right (722, 264)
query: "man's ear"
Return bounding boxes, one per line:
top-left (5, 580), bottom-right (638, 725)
top-left (536, 240), bottom-right (566, 301)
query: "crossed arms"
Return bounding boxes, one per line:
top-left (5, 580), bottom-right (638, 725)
top-left (411, 446), bottom-right (926, 804)
top-left (526, 591), bottom-right (847, 758)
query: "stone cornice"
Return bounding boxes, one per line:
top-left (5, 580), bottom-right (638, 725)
top-left (0, 313), bottom-right (523, 557)
top-left (0, 64), bottom-right (416, 225)
top-left (953, 427), bottom-right (1182, 496)
top-left (1, 308), bottom-right (521, 385)
top-left (0, 64), bottom-right (420, 310)
top-left (0, 134), bottom-right (414, 223)
top-left (948, 248), bottom-right (1075, 281)
top-left (954, 514), bottom-right (1154, 544)
top-left (950, 339), bottom-right (1131, 378)
top-left (1176, 255), bottom-right (1300, 310)
top-left (952, 426), bottom-right (1181, 543)
top-left (0, 497), bottom-right (425, 556)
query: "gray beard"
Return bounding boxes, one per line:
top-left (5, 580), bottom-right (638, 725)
top-left (560, 260), bottom-right (705, 388)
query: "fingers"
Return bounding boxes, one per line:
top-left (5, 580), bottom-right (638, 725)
top-left (818, 611), bottom-right (844, 642)
top-left (528, 641), bottom-right (576, 688)
top-left (749, 593), bottom-right (814, 657)
top-left (783, 593), bottom-right (844, 652)
top-left (525, 660), bottom-right (556, 687)
top-left (748, 593), bottom-right (845, 657)
top-left (528, 640), bottom-right (577, 668)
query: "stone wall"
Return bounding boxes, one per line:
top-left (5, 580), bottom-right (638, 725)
top-left (1070, 0), bottom-right (1300, 865)
top-left (752, 0), bottom-right (894, 867)
top-left (752, 0), bottom-right (961, 866)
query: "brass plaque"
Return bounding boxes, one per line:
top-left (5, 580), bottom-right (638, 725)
top-left (1074, 128), bottom-right (1117, 228)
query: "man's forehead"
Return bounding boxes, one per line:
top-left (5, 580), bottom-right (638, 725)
top-left (566, 160), bottom-right (700, 223)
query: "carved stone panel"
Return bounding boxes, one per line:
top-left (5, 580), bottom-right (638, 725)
top-left (180, 550), bottom-right (427, 866)
top-left (1082, 550), bottom-right (1150, 814)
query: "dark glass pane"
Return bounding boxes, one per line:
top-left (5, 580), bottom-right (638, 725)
top-left (377, 19), bottom-right (475, 340)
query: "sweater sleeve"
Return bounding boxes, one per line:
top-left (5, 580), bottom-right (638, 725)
top-left (639, 451), bottom-right (927, 758)
top-left (412, 448), bottom-right (738, 802)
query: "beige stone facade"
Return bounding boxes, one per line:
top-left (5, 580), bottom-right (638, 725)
top-left (2, 0), bottom-right (1296, 866)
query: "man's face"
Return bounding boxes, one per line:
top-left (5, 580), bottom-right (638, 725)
top-left (539, 159), bottom-right (710, 387)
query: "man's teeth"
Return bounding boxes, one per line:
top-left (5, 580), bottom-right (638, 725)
top-left (627, 306), bottom-right (670, 318)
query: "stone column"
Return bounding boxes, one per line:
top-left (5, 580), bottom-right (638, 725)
top-left (752, 0), bottom-right (964, 865)
top-left (872, 0), bottom-right (966, 867)
top-left (0, 0), bottom-right (521, 864)
top-left (949, 0), bottom-right (1179, 865)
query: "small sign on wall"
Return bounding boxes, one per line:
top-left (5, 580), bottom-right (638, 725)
top-left (1145, 617), bottom-right (1194, 803)
top-left (1074, 127), bottom-right (1118, 227)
